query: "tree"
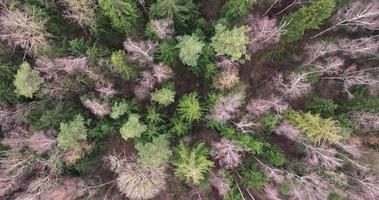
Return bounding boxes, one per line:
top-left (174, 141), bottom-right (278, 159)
top-left (280, 0), bottom-right (336, 42)
top-left (151, 87), bottom-right (176, 106)
top-left (240, 164), bottom-right (269, 189)
top-left (109, 157), bottom-right (167, 200)
top-left (152, 63), bottom-right (173, 83)
top-left (177, 92), bottom-right (202, 122)
top-left (213, 67), bottom-right (240, 90)
top-left (146, 18), bottom-right (174, 40)
top-left (148, 0), bottom-right (200, 26)
top-left (120, 114), bottom-right (147, 140)
top-left (156, 41), bottom-right (179, 66)
top-left (284, 110), bottom-right (343, 145)
top-left (14, 62), bottom-right (44, 98)
top-left (176, 34), bottom-right (204, 67)
top-left (123, 39), bottom-right (157, 67)
top-left (221, 0), bottom-right (256, 21)
top-left (174, 142), bottom-right (214, 185)
top-left (212, 139), bottom-right (244, 169)
top-left (57, 114), bottom-right (87, 151)
top-left (110, 99), bottom-right (137, 119)
top-left (98, 0), bottom-right (142, 34)
top-left (337, 37), bottom-right (379, 59)
top-left (81, 97), bottom-right (111, 117)
top-left (305, 96), bottom-right (337, 117)
top-left (247, 16), bottom-right (283, 53)
top-left (61, 0), bottom-right (96, 27)
top-left (272, 72), bottom-right (312, 99)
top-left (0, 7), bottom-right (49, 54)
top-left (211, 24), bottom-right (250, 61)
top-left (246, 96), bottom-right (288, 116)
top-left (135, 135), bottom-right (173, 167)
top-left (111, 50), bottom-right (139, 80)
top-left (207, 92), bottom-right (244, 123)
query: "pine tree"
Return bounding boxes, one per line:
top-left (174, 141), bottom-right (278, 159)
top-left (177, 92), bottom-right (202, 122)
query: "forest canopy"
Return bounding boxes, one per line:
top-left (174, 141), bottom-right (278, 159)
top-left (0, 0), bottom-right (379, 200)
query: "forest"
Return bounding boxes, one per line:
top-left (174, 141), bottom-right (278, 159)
top-left (0, 0), bottom-right (378, 199)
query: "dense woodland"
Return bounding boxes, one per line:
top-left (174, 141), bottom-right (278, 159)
top-left (0, 0), bottom-right (379, 199)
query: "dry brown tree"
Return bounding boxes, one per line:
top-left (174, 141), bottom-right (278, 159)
top-left (213, 67), bottom-right (240, 91)
top-left (246, 96), bottom-right (288, 117)
top-left (212, 139), bottom-right (244, 169)
top-left (61, 0), bottom-right (96, 27)
top-left (208, 171), bottom-right (230, 197)
top-left (152, 63), bottom-right (173, 83)
top-left (272, 72), bottom-right (312, 99)
top-left (123, 39), bottom-right (157, 67)
top-left (247, 16), bottom-right (283, 53)
top-left (108, 156), bottom-right (167, 200)
top-left (208, 92), bottom-right (244, 123)
top-left (82, 98), bottom-right (111, 117)
top-left (151, 18), bottom-right (174, 40)
top-left (338, 37), bottom-right (379, 59)
top-left (313, 0), bottom-right (379, 38)
top-left (0, 5), bottom-right (49, 54)
top-left (303, 41), bottom-right (339, 64)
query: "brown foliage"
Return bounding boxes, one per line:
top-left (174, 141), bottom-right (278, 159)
top-left (213, 67), bottom-right (240, 90)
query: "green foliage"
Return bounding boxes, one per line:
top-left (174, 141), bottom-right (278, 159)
top-left (339, 87), bottom-right (379, 113)
top-left (86, 43), bottom-right (111, 63)
top-left (169, 116), bottom-right (192, 137)
top-left (305, 96), bottom-right (338, 117)
top-left (284, 110), bottom-right (343, 145)
top-left (151, 87), bottom-right (176, 106)
top-left (110, 99), bottom-right (138, 120)
top-left (28, 100), bottom-right (79, 130)
top-left (146, 105), bottom-right (165, 125)
top-left (14, 62), bottom-right (44, 98)
top-left (281, 0), bottom-right (336, 42)
top-left (177, 92), bottom-right (202, 122)
top-left (234, 134), bottom-right (265, 155)
top-left (211, 24), bottom-right (250, 61)
top-left (120, 114), bottom-right (147, 140)
top-left (149, 0), bottom-right (200, 28)
top-left (263, 145), bottom-right (286, 166)
top-left (156, 41), bottom-right (179, 66)
top-left (135, 135), bottom-right (172, 167)
top-left (261, 114), bottom-right (279, 133)
top-left (174, 142), bottom-right (214, 185)
top-left (98, 0), bottom-right (142, 34)
top-left (58, 115), bottom-right (88, 151)
top-left (111, 50), bottom-right (139, 80)
top-left (68, 38), bottom-right (90, 56)
top-left (0, 63), bottom-right (20, 104)
top-left (329, 193), bottom-right (345, 200)
top-left (176, 34), bottom-right (204, 67)
top-left (240, 164), bottom-right (268, 189)
top-left (221, 0), bottom-right (256, 21)
top-left (278, 181), bottom-right (291, 196)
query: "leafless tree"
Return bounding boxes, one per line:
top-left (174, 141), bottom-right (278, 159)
top-left (208, 92), bottom-right (244, 123)
top-left (314, 56), bottom-right (345, 76)
top-left (212, 139), bottom-right (244, 169)
top-left (1, 125), bottom-right (28, 151)
top-left (233, 115), bottom-right (260, 133)
top-left (152, 63), bottom-right (173, 83)
top-left (95, 82), bottom-right (118, 99)
top-left (26, 130), bottom-right (57, 155)
top-left (351, 112), bottom-right (379, 131)
top-left (82, 98), bottom-right (111, 117)
top-left (152, 18), bottom-right (174, 40)
top-left (247, 16), bottom-right (283, 53)
top-left (272, 72), bottom-right (312, 99)
top-left (305, 145), bottom-right (343, 170)
top-left (216, 58), bottom-right (238, 70)
top-left (35, 58), bottom-right (60, 81)
top-left (54, 57), bottom-right (88, 74)
top-left (61, 0), bottom-right (96, 27)
top-left (338, 37), bottom-right (379, 59)
top-left (213, 67), bottom-right (240, 91)
top-left (208, 171), bottom-right (230, 197)
top-left (123, 39), bottom-right (157, 67)
top-left (275, 121), bottom-right (305, 142)
top-left (313, 0), bottom-right (379, 38)
top-left (303, 41), bottom-right (339, 64)
top-left (0, 102), bottom-right (40, 131)
top-left (246, 96), bottom-right (288, 116)
top-left (262, 184), bottom-right (282, 200)
top-left (0, 5), bottom-right (49, 54)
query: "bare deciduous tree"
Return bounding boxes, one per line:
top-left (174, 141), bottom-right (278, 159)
top-left (272, 73), bottom-right (312, 99)
top-left (246, 96), bottom-right (288, 116)
top-left (213, 67), bottom-right (240, 91)
top-left (54, 57), bottom-right (88, 74)
top-left (26, 130), bottom-right (57, 155)
top-left (247, 16), bottom-right (283, 53)
top-left (338, 37), bottom-right (379, 58)
top-left (82, 98), bottom-right (111, 117)
top-left (315, 56), bottom-right (345, 76)
top-left (208, 171), bottom-right (230, 197)
top-left (152, 18), bottom-right (174, 40)
top-left (152, 63), bottom-right (173, 83)
top-left (208, 92), bottom-right (244, 123)
top-left (216, 58), bottom-right (238, 70)
top-left (123, 39), bottom-right (157, 67)
top-left (1, 126), bottom-right (28, 151)
top-left (0, 6), bottom-right (49, 54)
top-left (212, 139), bottom-right (244, 169)
top-left (95, 82), bottom-right (118, 99)
top-left (61, 0), bottom-right (96, 27)
top-left (303, 41), bottom-right (339, 64)
top-left (351, 112), bottom-right (379, 131)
